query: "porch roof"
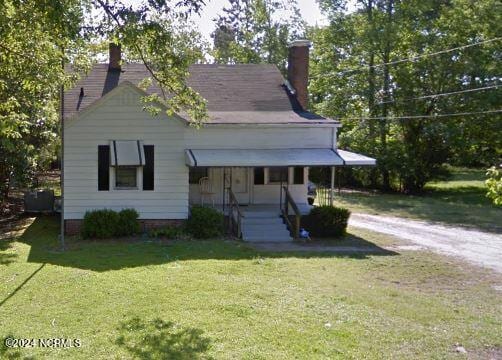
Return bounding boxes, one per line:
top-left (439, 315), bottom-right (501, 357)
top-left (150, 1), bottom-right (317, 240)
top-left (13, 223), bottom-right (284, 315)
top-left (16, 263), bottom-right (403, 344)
top-left (185, 148), bottom-right (376, 167)
top-left (337, 149), bottom-right (376, 166)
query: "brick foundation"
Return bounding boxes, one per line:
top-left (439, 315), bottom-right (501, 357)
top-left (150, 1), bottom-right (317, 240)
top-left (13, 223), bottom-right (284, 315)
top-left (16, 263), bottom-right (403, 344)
top-left (64, 219), bottom-right (185, 236)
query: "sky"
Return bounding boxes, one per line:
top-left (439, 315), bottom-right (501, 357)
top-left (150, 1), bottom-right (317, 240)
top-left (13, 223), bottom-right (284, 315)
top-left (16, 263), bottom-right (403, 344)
top-left (189, 0), bottom-right (329, 42)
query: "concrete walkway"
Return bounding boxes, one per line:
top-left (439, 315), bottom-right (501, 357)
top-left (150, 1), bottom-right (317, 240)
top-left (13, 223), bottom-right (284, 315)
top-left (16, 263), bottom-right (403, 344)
top-left (350, 213), bottom-right (502, 273)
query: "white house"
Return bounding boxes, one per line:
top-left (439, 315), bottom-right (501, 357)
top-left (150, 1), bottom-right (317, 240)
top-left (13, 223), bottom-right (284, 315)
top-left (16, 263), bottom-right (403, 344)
top-left (63, 41), bottom-right (375, 241)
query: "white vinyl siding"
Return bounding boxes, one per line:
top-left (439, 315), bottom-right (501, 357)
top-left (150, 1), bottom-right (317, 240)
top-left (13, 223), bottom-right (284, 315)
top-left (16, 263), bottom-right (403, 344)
top-left (184, 126), bottom-right (333, 149)
top-left (185, 127), bottom-right (325, 205)
top-left (64, 83), bottom-right (337, 219)
top-left (64, 85), bottom-right (188, 220)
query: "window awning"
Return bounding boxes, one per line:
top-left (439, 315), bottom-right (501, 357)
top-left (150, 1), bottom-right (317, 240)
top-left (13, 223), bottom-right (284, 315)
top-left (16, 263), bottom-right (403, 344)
top-left (110, 140), bottom-right (145, 166)
top-left (185, 148), bottom-right (376, 167)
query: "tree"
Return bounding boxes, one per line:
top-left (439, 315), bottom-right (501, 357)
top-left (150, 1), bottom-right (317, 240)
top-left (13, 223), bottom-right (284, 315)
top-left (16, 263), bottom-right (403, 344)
top-left (486, 167), bottom-right (502, 206)
top-left (211, 0), bottom-right (305, 73)
top-left (0, 0), bottom-right (86, 200)
top-left (310, 0), bottom-right (502, 193)
top-left (0, 0), bottom-right (208, 201)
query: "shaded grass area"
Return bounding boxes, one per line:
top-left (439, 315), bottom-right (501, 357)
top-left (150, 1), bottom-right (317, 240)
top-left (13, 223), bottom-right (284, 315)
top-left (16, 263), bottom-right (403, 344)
top-left (333, 168), bottom-right (501, 232)
top-left (0, 216), bottom-right (501, 359)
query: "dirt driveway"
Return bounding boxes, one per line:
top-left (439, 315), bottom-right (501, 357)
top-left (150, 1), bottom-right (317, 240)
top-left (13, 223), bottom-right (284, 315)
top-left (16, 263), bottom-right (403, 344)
top-left (350, 213), bottom-right (502, 273)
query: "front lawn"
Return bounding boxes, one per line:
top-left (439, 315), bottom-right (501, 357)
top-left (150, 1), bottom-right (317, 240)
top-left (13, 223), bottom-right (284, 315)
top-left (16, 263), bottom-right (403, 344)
top-left (1, 216), bottom-right (501, 359)
top-left (333, 167), bottom-right (501, 232)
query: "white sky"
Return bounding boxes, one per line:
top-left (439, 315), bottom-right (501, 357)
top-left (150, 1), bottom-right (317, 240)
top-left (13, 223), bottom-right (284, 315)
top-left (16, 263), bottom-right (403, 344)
top-left (189, 0), bottom-right (328, 42)
top-left (118, 0), bottom-right (331, 43)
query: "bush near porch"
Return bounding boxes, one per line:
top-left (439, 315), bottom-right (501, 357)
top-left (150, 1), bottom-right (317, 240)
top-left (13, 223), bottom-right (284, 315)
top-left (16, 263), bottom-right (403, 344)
top-left (302, 206), bottom-right (351, 238)
top-left (187, 205), bottom-right (224, 239)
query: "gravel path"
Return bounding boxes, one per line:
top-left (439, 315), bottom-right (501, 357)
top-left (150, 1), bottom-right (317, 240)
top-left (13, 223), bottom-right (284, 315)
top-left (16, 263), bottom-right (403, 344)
top-left (350, 213), bottom-right (502, 273)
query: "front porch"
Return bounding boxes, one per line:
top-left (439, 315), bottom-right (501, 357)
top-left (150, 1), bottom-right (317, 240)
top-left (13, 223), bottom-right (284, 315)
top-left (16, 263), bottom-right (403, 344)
top-left (188, 167), bottom-right (310, 207)
top-left (185, 148), bottom-right (376, 242)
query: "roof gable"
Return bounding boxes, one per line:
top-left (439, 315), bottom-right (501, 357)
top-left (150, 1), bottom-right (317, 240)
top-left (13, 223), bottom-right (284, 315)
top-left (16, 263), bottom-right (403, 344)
top-left (64, 81), bottom-right (187, 128)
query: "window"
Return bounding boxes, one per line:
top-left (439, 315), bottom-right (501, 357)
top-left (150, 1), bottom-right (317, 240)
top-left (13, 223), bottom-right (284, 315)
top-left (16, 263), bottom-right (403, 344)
top-left (293, 167), bottom-right (304, 184)
top-left (254, 167), bottom-right (265, 185)
top-left (268, 167), bottom-right (288, 183)
top-left (115, 166), bottom-right (138, 189)
top-left (98, 143), bottom-right (149, 191)
top-left (189, 168), bottom-right (208, 184)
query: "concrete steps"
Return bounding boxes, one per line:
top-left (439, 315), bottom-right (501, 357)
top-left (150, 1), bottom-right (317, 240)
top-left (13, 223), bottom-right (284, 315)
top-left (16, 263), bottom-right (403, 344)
top-left (241, 210), bottom-right (293, 243)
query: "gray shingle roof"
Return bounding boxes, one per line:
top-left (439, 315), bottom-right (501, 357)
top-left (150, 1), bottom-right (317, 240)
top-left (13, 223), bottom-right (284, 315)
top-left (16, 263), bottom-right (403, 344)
top-left (64, 63), bottom-right (336, 125)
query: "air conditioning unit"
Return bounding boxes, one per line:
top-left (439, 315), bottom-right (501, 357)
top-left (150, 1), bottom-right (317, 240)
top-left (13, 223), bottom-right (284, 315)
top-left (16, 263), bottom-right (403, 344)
top-left (24, 190), bottom-right (55, 213)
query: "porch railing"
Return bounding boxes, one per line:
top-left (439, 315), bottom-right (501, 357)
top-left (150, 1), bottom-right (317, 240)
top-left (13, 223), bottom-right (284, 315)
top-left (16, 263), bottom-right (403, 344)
top-left (316, 186), bottom-right (334, 206)
top-left (228, 188), bottom-right (244, 238)
top-left (281, 186), bottom-right (301, 240)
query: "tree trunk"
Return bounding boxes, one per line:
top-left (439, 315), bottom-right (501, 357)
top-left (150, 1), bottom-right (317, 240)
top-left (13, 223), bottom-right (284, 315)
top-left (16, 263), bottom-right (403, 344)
top-left (380, 0), bottom-right (394, 190)
top-left (366, 0), bottom-right (378, 188)
top-left (0, 158), bottom-right (10, 202)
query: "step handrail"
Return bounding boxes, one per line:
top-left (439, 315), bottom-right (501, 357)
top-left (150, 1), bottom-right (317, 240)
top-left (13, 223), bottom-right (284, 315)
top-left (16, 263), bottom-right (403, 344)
top-left (282, 186), bottom-right (301, 240)
top-left (228, 188), bottom-right (244, 238)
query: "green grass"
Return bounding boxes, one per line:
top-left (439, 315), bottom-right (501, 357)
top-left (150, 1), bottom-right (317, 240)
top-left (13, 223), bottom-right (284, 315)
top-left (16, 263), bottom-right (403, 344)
top-left (426, 167), bottom-right (487, 190)
top-left (1, 216), bottom-right (501, 359)
top-left (332, 168), bottom-right (501, 232)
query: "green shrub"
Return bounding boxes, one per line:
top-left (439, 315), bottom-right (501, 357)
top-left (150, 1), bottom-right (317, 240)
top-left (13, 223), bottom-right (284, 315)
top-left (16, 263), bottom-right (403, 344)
top-left (186, 205), bottom-right (224, 239)
top-left (81, 208), bottom-right (140, 239)
top-left (301, 206), bottom-right (351, 238)
top-left (116, 208), bottom-right (141, 236)
top-left (486, 166), bottom-right (502, 206)
top-left (148, 224), bottom-right (186, 239)
top-left (81, 209), bottom-right (119, 239)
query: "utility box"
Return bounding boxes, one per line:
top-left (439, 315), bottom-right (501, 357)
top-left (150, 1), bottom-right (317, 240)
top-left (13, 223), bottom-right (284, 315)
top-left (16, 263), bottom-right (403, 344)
top-left (24, 190), bottom-right (55, 213)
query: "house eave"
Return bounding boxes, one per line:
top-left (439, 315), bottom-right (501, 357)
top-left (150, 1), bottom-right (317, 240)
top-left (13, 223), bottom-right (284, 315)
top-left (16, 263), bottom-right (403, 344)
top-left (198, 122), bottom-right (341, 128)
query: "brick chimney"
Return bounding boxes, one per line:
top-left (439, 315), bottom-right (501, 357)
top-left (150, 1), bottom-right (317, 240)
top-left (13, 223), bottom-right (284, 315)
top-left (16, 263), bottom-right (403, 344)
top-left (287, 40), bottom-right (311, 111)
top-left (109, 43), bottom-right (121, 71)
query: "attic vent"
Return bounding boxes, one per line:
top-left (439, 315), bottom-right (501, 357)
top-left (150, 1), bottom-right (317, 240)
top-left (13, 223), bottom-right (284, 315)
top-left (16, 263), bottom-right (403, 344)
top-left (79, 87), bottom-right (84, 97)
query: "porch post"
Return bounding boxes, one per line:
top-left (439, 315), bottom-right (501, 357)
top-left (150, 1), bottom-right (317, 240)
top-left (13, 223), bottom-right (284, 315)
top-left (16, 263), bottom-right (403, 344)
top-left (279, 179), bottom-right (283, 211)
top-left (222, 167), bottom-right (225, 213)
top-left (330, 166), bottom-right (335, 205)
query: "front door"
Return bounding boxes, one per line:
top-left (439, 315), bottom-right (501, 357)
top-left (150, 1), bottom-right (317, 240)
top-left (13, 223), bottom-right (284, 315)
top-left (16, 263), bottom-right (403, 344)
top-left (230, 167), bottom-right (250, 204)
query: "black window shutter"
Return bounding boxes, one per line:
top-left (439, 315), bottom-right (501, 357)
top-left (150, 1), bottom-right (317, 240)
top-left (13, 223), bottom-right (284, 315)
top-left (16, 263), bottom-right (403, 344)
top-left (143, 145), bottom-right (154, 190)
top-left (254, 167), bottom-right (265, 185)
top-left (293, 167), bottom-right (304, 184)
top-left (98, 145), bottom-right (110, 191)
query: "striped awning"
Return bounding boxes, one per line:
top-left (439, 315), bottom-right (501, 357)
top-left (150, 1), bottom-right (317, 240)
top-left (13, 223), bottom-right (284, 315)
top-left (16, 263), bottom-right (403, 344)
top-left (110, 140), bottom-right (145, 166)
top-left (185, 148), bottom-right (376, 167)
